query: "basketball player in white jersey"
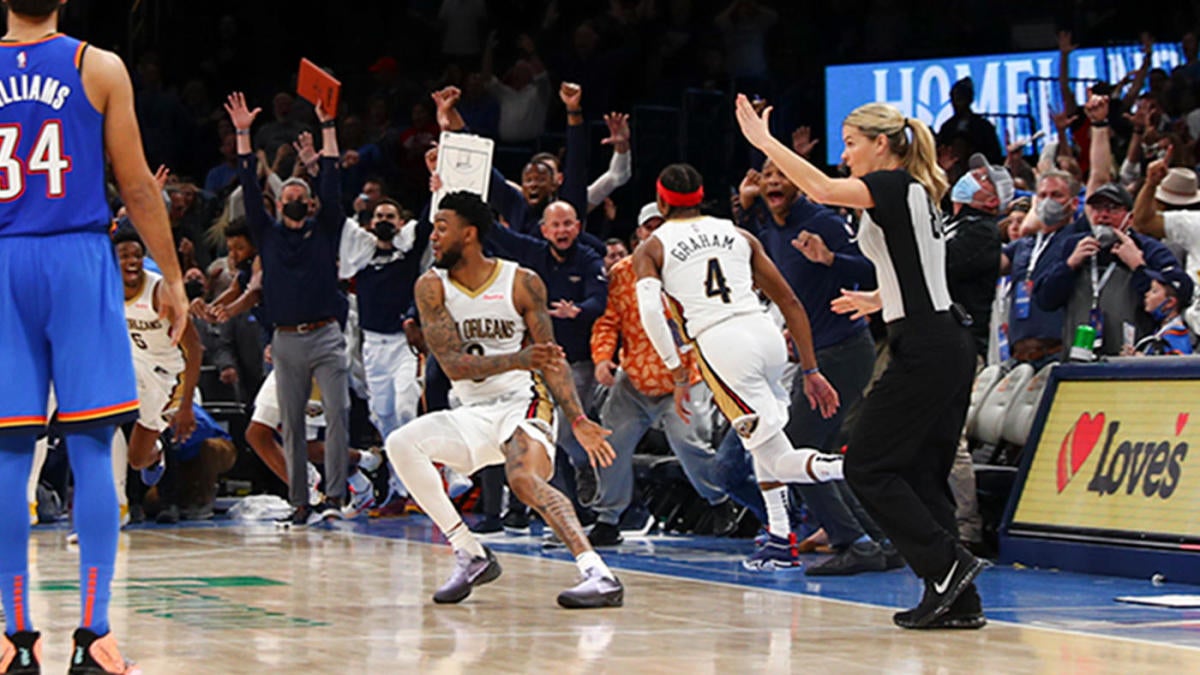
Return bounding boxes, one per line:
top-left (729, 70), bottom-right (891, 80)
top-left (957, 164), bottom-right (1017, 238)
top-left (386, 191), bottom-right (623, 609)
top-left (632, 163), bottom-right (846, 569)
top-left (113, 228), bottom-right (201, 486)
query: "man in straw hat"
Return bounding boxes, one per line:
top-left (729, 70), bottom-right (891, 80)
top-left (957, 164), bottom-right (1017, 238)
top-left (1132, 150), bottom-right (1200, 333)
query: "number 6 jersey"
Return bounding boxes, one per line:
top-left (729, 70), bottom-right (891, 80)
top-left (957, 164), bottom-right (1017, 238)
top-left (0, 34), bottom-right (111, 236)
top-left (652, 215), bottom-right (763, 341)
top-left (125, 270), bottom-right (185, 375)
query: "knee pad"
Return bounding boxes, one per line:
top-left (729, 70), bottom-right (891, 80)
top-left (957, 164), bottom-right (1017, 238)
top-left (748, 431), bottom-right (792, 483)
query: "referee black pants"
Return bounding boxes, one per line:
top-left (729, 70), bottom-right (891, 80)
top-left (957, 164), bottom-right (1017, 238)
top-left (844, 312), bottom-right (975, 581)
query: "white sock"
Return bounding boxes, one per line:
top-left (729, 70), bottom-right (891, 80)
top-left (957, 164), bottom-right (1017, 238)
top-left (111, 429), bottom-right (128, 507)
top-left (357, 450), bottom-right (382, 473)
top-left (28, 437), bottom-right (49, 505)
top-left (761, 486), bottom-right (790, 537)
top-left (575, 550), bottom-right (614, 579)
top-left (447, 522), bottom-right (485, 558)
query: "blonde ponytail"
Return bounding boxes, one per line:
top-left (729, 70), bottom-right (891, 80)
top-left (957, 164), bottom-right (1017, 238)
top-left (843, 103), bottom-right (949, 206)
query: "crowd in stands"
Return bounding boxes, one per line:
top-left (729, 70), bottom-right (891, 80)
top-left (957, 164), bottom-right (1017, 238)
top-left (29, 2), bottom-right (1200, 571)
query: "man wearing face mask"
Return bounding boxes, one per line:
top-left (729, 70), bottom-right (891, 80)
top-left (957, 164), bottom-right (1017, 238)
top-left (1034, 182), bottom-right (1179, 358)
top-left (998, 170), bottom-right (1081, 365)
top-left (945, 154), bottom-right (1011, 358)
top-left (229, 92), bottom-right (352, 525)
top-left (339, 198), bottom-right (432, 440)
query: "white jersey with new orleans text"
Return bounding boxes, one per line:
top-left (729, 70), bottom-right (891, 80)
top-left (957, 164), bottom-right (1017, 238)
top-left (653, 215), bottom-right (763, 340)
top-left (125, 270), bottom-right (185, 375)
top-left (434, 259), bottom-right (536, 406)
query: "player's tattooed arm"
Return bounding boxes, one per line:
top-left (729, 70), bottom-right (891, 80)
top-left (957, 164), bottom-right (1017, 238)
top-left (517, 268), bottom-right (582, 419)
top-left (414, 271), bottom-right (562, 381)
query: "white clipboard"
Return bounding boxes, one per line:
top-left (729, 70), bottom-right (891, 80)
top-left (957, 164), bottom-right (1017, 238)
top-left (434, 131), bottom-right (494, 210)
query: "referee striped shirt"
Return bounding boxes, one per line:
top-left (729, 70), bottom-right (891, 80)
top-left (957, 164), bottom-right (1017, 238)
top-left (857, 170), bottom-right (953, 323)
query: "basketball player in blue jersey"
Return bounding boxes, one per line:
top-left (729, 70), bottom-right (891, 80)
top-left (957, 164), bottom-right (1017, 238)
top-left (0, 2), bottom-right (187, 673)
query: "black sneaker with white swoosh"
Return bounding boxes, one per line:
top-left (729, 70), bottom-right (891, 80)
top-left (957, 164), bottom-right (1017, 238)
top-left (893, 545), bottom-right (988, 629)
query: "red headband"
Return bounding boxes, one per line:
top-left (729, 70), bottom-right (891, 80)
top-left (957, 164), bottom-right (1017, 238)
top-left (657, 179), bottom-right (704, 207)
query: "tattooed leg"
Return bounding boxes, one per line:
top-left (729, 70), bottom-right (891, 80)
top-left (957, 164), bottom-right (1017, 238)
top-left (503, 428), bottom-right (593, 556)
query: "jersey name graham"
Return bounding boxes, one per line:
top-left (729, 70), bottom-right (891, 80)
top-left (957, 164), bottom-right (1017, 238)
top-left (667, 231), bottom-right (737, 263)
top-left (0, 73), bottom-right (71, 110)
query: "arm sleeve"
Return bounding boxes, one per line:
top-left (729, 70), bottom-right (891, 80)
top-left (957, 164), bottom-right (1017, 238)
top-left (316, 156), bottom-right (344, 236)
top-left (587, 149), bottom-right (631, 208)
top-left (236, 153), bottom-right (272, 245)
top-left (636, 277), bottom-right (681, 370)
top-left (561, 121), bottom-right (589, 218)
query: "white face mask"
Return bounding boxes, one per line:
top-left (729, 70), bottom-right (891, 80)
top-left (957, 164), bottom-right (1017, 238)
top-left (951, 172), bottom-right (983, 204)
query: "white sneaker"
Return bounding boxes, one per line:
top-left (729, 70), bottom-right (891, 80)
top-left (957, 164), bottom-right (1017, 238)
top-left (343, 470), bottom-right (376, 519)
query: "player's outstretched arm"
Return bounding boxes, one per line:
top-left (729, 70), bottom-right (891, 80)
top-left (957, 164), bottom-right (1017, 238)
top-left (87, 47), bottom-right (188, 344)
top-left (414, 271), bottom-right (564, 381)
top-left (516, 268), bottom-right (614, 467)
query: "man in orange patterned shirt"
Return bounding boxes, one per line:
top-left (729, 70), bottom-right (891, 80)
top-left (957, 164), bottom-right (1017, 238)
top-left (587, 203), bottom-right (733, 546)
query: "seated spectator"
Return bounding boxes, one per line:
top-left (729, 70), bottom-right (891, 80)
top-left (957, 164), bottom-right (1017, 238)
top-left (1130, 266), bottom-right (1194, 356)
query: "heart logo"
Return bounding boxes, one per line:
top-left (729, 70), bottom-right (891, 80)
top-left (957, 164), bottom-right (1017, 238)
top-left (1177, 413), bottom-right (1189, 437)
top-left (1057, 412), bottom-right (1106, 493)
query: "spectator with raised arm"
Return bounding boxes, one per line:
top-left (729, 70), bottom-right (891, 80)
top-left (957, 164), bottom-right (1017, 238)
top-left (228, 92), bottom-right (351, 525)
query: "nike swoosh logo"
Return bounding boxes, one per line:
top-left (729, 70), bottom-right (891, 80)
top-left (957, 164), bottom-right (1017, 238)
top-left (934, 559), bottom-right (959, 594)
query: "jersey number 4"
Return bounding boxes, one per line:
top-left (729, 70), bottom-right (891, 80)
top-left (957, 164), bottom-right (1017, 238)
top-left (704, 258), bottom-right (731, 304)
top-left (0, 121), bottom-right (72, 201)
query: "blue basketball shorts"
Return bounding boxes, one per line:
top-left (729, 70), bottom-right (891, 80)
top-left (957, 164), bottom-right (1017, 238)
top-left (0, 231), bottom-right (138, 435)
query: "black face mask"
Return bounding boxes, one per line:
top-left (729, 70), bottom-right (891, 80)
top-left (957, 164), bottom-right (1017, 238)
top-left (184, 279), bottom-right (205, 301)
top-left (281, 199), bottom-right (308, 222)
top-left (373, 221), bottom-right (397, 241)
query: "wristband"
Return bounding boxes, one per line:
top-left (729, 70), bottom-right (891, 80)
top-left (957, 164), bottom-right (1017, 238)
top-left (1090, 120), bottom-right (1109, 128)
top-left (235, 129), bottom-right (250, 136)
top-left (320, 119), bottom-right (336, 129)
top-left (571, 413), bottom-right (588, 429)
top-left (802, 367), bottom-right (820, 377)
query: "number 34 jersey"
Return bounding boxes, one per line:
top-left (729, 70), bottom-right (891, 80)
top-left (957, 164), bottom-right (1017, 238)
top-left (125, 270), bottom-right (185, 376)
top-left (0, 34), bottom-right (112, 236)
top-left (652, 215), bottom-right (763, 341)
